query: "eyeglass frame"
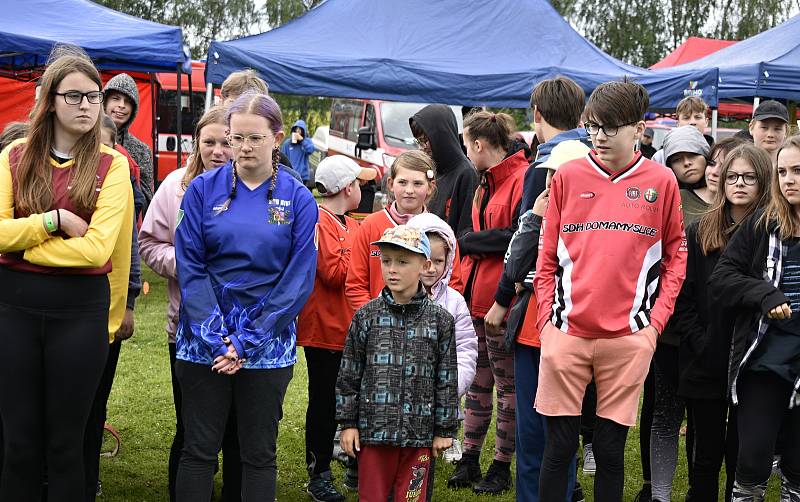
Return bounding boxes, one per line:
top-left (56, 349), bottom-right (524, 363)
top-left (53, 91), bottom-right (104, 105)
top-left (226, 133), bottom-right (272, 149)
top-left (725, 172), bottom-right (758, 186)
top-left (584, 121), bottom-right (639, 138)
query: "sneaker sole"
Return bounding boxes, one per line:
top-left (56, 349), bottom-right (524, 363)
top-left (306, 488), bottom-right (344, 502)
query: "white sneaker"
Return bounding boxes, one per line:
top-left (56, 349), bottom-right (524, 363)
top-left (582, 443), bottom-right (596, 475)
top-left (443, 438), bottom-right (463, 464)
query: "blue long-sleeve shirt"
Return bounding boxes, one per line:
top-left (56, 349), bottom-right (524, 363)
top-left (175, 162), bottom-right (318, 369)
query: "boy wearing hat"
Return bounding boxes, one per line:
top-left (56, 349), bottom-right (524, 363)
top-left (336, 225), bottom-right (459, 501)
top-left (661, 125), bottom-right (713, 224)
top-left (749, 100), bottom-right (790, 167)
top-left (297, 155), bottom-right (375, 502)
top-left (641, 128), bottom-right (656, 159)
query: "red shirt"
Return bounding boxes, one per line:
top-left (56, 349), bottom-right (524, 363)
top-left (535, 151), bottom-right (687, 337)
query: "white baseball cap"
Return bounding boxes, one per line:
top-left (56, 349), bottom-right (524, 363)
top-left (314, 155), bottom-right (377, 195)
top-left (536, 140), bottom-right (591, 170)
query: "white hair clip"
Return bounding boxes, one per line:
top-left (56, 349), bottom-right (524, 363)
top-left (426, 169), bottom-right (434, 180)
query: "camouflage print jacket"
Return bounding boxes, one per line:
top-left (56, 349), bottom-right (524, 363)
top-left (336, 286), bottom-right (459, 447)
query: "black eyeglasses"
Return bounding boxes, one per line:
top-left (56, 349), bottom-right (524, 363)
top-left (53, 91), bottom-right (104, 105)
top-left (725, 172), bottom-right (758, 186)
top-left (584, 121), bottom-right (637, 137)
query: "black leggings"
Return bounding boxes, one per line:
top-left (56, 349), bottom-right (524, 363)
top-left (686, 398), bottom-right (737, 502)
top-left (0, 268), bottom-right (110, 502)
top-left (540, 416), bottom-right (629, 502)
top-left (84, 338), bottom-right (122, 501)
top-left (304, 347), bottom-right (343, 476)
top-left (639, 362), bottom-right (655, 483)
top-left (735, 371), bottom-right (800, 487)
top-left (176, 360), bottom-right (292, 502)
top-left (168, 343), bottom-right (241, 502)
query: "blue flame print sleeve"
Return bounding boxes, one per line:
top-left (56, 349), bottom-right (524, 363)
top-left (175, 164), bottom-right (318, 369)
top-left (175, 180), bottom-right (229, 361)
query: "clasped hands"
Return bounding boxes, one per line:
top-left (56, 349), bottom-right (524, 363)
top-left (212, 337), bottom-right (245, 375)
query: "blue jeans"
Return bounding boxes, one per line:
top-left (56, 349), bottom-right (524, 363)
top-left (514, 342), bottom-right (575, 502)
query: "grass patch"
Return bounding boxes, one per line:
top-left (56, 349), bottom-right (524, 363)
top-left (98, 266), bottom-right (780, 501)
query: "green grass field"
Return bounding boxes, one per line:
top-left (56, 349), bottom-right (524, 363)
top-left (98, 266), bottom-right (780, 501)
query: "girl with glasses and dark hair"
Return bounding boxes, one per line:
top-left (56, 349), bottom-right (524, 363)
top-left (710, 136), bottom-right (800, 502)
top-left (669, 144), bottom-right (772, 502)
top-left (0, 46), bottom-right (134, 500)
top-left (174, 92), bottom-right (317, 502)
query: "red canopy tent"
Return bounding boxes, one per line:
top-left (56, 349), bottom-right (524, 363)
top-left (651, 37), bottom-right (736, 69)
top-left (652, 37), bottom-right (752, 118)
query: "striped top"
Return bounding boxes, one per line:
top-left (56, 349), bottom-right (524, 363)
top-left (535, 151), bottom-right (687, 338)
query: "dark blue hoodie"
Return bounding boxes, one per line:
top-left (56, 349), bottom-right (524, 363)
top-left (280, 119), bottom-right (316, 182)
top-left (519, 127), bottom-right (591, 212)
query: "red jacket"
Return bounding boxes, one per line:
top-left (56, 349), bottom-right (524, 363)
top-left (459, 150), bottom-right (527, 318)
top-left (298, 206), bottom-right (359, 350)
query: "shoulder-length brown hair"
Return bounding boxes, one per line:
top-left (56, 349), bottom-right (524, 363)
top-left (182, 105), bottom-right (229, 189)
top-left (15, 49), bottom-right (102, 214)
top-left (698, 144), bottom-right (772, 255)
top-left (760, 135), bottom-right (800, 239)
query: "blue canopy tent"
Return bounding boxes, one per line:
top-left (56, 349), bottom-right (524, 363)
top-left (0, 0), bottom-right (190, 74)
top-left (0, 0), bottom-right (193, 179)
top-left (666, 14), bottom-right (800, 100)
top-left (206, 0), bottom-right (717, 109)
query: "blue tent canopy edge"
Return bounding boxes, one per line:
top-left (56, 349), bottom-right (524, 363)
top-left (205, 0), bottom-right (718, 109)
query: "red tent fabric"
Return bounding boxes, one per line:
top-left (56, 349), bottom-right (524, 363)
top-left (651, 37), bottom-right (737, 69)
top-left (0, 73), bottom-right (154, 150)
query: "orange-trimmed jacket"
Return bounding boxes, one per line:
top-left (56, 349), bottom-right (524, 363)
top-left (298, 206), bottom-right (359, 350)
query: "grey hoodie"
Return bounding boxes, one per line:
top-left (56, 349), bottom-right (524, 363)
top-left (104, 73), bottom-right (154, 209)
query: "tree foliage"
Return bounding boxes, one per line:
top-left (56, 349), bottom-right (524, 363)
top-left (552, 0), bottom-right (800, 67)
top-left (95, 0), bottom-right (265, 59)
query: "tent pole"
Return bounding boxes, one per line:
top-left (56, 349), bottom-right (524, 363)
top-left (205, 83), bottom-right (213, 111)
top-left (150, 74), bottom-right (159, 183)
top-left (711, 108), bottom-right (718, 140)
top-left (188, 69), bottom-right (194, 134)
top-left (753, 97), bottom-right (761, 116)
top-left (176, 64), bottom-right (182, 171)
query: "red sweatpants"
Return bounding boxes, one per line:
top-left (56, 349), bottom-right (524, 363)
top-left (357, 445), bottom-right (432, 502)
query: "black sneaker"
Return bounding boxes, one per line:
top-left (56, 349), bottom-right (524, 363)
top-left (342, 462), bottom-right (358, 492)
top-left (572, 480), bottom-right (585, 502)
top-left (447, 458), bottom-right (482, 488)
top-left (307, 471), bottom-right (345, 502)
top-left (472, 463), bottom-right (511, 494)
top-left (634, 484), bottom-right (652, 502)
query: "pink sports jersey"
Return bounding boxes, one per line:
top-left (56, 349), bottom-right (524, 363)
top-left (535, 151), bottom-right (687, 338)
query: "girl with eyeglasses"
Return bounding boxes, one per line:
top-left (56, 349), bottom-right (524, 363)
top-left (139, 105), bottom-right (244, 502)
top-left (710, 136), bottom-right (800, 501)
top-left (0, 48), bottom-right (134, 500)
top-left (173, 92), bottom-right (317, 502)
top-left (671, 144), bottom-right (772, 502)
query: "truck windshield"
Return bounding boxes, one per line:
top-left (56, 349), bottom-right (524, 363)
top-left (381, 102), bottom-right (464, 149)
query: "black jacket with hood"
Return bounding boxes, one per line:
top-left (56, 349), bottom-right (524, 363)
top-left (674, 221), bottom-right (730, 399)
top-left (410, 105), bottom-right (478, 239)
top-left (104, 74), bottom-right (154, 210)
top-left (708, 210), bottom-right (799, 408)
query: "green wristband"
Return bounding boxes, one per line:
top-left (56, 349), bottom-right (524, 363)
top-left (43, 211), bottom-right (57, 233)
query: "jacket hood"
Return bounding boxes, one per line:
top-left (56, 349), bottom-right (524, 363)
top-left (291, 119), bottom-right (308, 136)
top-left (103, 73), bottom-right (140, 131)
top-left (408, 212), bottom-right (457, 301)
top-left (536, 127), bottom-right (590, 163)
top-left (410, 104), bottom-right (469, 174)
